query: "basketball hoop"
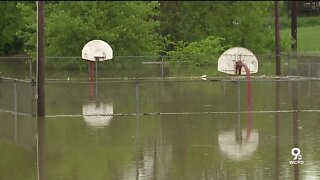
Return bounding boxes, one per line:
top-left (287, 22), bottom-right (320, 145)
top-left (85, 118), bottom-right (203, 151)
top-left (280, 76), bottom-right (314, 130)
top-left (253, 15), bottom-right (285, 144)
top-left (218, 47), bottom-right (256, 131)
top-left (82, 40), bottom-right (113, 62)
top-left (81, 40), bottom-right (113, 101)
top-left (218, 47), bottom-right (258, 75)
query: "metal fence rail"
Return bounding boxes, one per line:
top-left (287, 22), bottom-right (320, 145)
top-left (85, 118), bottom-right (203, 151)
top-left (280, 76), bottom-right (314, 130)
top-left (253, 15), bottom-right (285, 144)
top-left (1, 54), bottom-right (320, 80)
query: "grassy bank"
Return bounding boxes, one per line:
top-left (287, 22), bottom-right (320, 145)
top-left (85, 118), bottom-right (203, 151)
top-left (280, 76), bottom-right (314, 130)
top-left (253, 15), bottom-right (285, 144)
top-left (280, 15), bottom-right (320, 29)
top-left (281, 25), bottom-right (320, 53)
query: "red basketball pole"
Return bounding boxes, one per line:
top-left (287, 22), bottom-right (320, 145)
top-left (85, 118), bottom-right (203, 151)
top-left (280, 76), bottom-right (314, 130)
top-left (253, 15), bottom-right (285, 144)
top-left (235, 61), bottom-right (252, 141)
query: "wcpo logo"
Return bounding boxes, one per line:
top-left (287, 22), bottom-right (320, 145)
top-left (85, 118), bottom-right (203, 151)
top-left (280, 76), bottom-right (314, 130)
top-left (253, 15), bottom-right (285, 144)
top-left (289, 148), bottom-right (304, 165)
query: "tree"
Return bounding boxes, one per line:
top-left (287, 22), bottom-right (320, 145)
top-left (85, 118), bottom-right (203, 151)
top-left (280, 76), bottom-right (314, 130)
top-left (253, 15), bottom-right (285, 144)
top-left (17, 1), bottom-right (163, 61)
top-left (0, 1), bottom-right (26, 55)
top-left (168, 36), bottom-right (230, 66)
top-left (159, 1), bottom-right (275, 54)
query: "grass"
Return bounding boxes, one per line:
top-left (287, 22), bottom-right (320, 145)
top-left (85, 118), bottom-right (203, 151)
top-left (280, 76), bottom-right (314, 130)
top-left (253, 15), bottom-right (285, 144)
top-left (281, 25), bottom-right (320, 53)
top-left (280, 15), bottom-right (320, 29)
top-left (279, 15), bottom-right (320, 54)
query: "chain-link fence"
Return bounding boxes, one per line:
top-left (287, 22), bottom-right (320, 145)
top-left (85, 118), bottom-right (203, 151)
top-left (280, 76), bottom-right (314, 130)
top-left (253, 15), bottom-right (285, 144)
top-left (0, 57), bottom-right (34, 80)
top-left (1, 54), bottom-right (320, 80)
top-left (1, 54), bottom-right (320, 118)
top-left (0, 77), bottom-right (36, 116)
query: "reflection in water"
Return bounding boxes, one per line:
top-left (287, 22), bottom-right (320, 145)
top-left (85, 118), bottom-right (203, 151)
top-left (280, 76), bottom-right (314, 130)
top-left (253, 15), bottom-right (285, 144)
top-left (82, 102), bottom-right (113, 127)
top-left (37, 117), bottom-right (47, 180)
top-left (218, 129), bottom-right (259, 161)
top-left (122, 140), bottom-right (172, 180)
top-left (218, 81), bottom-right (259, 160)
top-left (219, 80), bottom-right (258, 161)
top-left (83, 77), bottom-right (114, 127)
top-left (274, 81), bottom-right (281, 180)
top-left (291, 81), bottom-right (300, 180)
top-left (3, 78), bottom-right (320, 179)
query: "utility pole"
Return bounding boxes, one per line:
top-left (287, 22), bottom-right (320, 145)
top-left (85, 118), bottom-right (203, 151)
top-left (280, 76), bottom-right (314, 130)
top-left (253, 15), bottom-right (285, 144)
top-left (275, 1), bottom-right (281, 75)
top-left (291, 1), bottom-right (298, 53)
top-left (37, 1), bottom-right (45, 117)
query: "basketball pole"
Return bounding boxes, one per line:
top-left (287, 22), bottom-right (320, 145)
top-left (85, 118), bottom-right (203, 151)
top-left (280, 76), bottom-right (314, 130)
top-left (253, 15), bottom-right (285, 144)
top-left (95, 57), bottom-right (99, 101)
top-left (235, 61), bottom-right (252, 141)
top-left (37, 1), bottom-right (45, 117)
top-left (89, 61), bottom-right (95, 101)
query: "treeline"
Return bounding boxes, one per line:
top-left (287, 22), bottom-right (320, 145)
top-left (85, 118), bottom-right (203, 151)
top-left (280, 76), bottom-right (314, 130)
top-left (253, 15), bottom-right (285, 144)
top-left (0, 1), bottom-right (291, 65)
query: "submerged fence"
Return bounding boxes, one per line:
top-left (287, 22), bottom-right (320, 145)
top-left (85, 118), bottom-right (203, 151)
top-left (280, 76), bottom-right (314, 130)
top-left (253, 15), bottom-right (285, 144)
top-left (0, 53), bottom-right (320, 116)
top-left (1, 54), bottom-right (320, 80)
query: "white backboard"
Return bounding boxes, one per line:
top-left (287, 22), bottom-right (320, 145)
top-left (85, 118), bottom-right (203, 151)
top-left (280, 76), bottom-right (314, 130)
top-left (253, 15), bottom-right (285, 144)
top-left (218, 47), bottom-right (258, 75)
top-left (82, 40), bottom-right (113, 61)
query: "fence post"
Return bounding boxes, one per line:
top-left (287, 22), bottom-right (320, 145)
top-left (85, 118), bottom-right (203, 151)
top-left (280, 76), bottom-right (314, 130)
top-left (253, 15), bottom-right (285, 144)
top-left (14, 79), bottom-right (18, 141)
top-left (95, 58), bottom-right (98, 100)
top-left (287, 54), bottom-right (291, 76)
top-left (29, 59), bottom-right (33, 80)
top-left (0, 72), bottom-right (1, 109)
top-left (14, 80), bottom-right (17, 113)
top-left (308, 58), bottom-right (311, 78)
top-left (135, 81), bottom-right (140, 115)
top-left (161, 56), bottom-right (164, 79)
top-left (31, 79), bottom-right (36, 117)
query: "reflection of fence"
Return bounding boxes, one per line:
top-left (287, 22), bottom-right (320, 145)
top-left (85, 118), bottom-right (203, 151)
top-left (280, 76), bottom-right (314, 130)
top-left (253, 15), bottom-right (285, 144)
top-left (0, 111), bottom-right (36, 152)
top-left (0, 76), bottom-right (37, 153)
top-left (0, 77), bottom-right (36, 116)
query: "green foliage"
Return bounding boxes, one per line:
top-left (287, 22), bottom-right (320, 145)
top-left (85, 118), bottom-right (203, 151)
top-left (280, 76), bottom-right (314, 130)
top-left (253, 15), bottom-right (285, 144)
top-left (16, 1), bottom-right (163, 66)
top-left (159, 1), bottom-right (274, 53)
top-left (2, 1), bottom-right (318, 70)
top-left (16, 2), bottom-right (36, 59)
top-left (168, 36), bottom-right (230, 66)
top-left (279, 33), bottom-right (292, 53)
top-left (0, 2), bottom-right (25, 55)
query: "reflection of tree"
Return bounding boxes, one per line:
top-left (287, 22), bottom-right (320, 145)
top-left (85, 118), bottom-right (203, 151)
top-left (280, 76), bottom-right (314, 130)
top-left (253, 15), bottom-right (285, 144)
top-left (121, 142), bottom-right (173, 180)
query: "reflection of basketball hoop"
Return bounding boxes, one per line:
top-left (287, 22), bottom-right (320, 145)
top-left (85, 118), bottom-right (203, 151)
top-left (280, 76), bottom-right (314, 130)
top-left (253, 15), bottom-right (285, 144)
top-left (82, 102), bottom-right (113, 127)
top-left (218, 129), bottom-right (259, 161)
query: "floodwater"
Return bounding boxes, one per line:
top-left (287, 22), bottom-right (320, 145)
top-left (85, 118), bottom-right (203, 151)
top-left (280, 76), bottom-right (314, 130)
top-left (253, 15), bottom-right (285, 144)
top-left (1, 77), bottom-right (320, 180)
top-left (1, 57), bottom-right (320, 179)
